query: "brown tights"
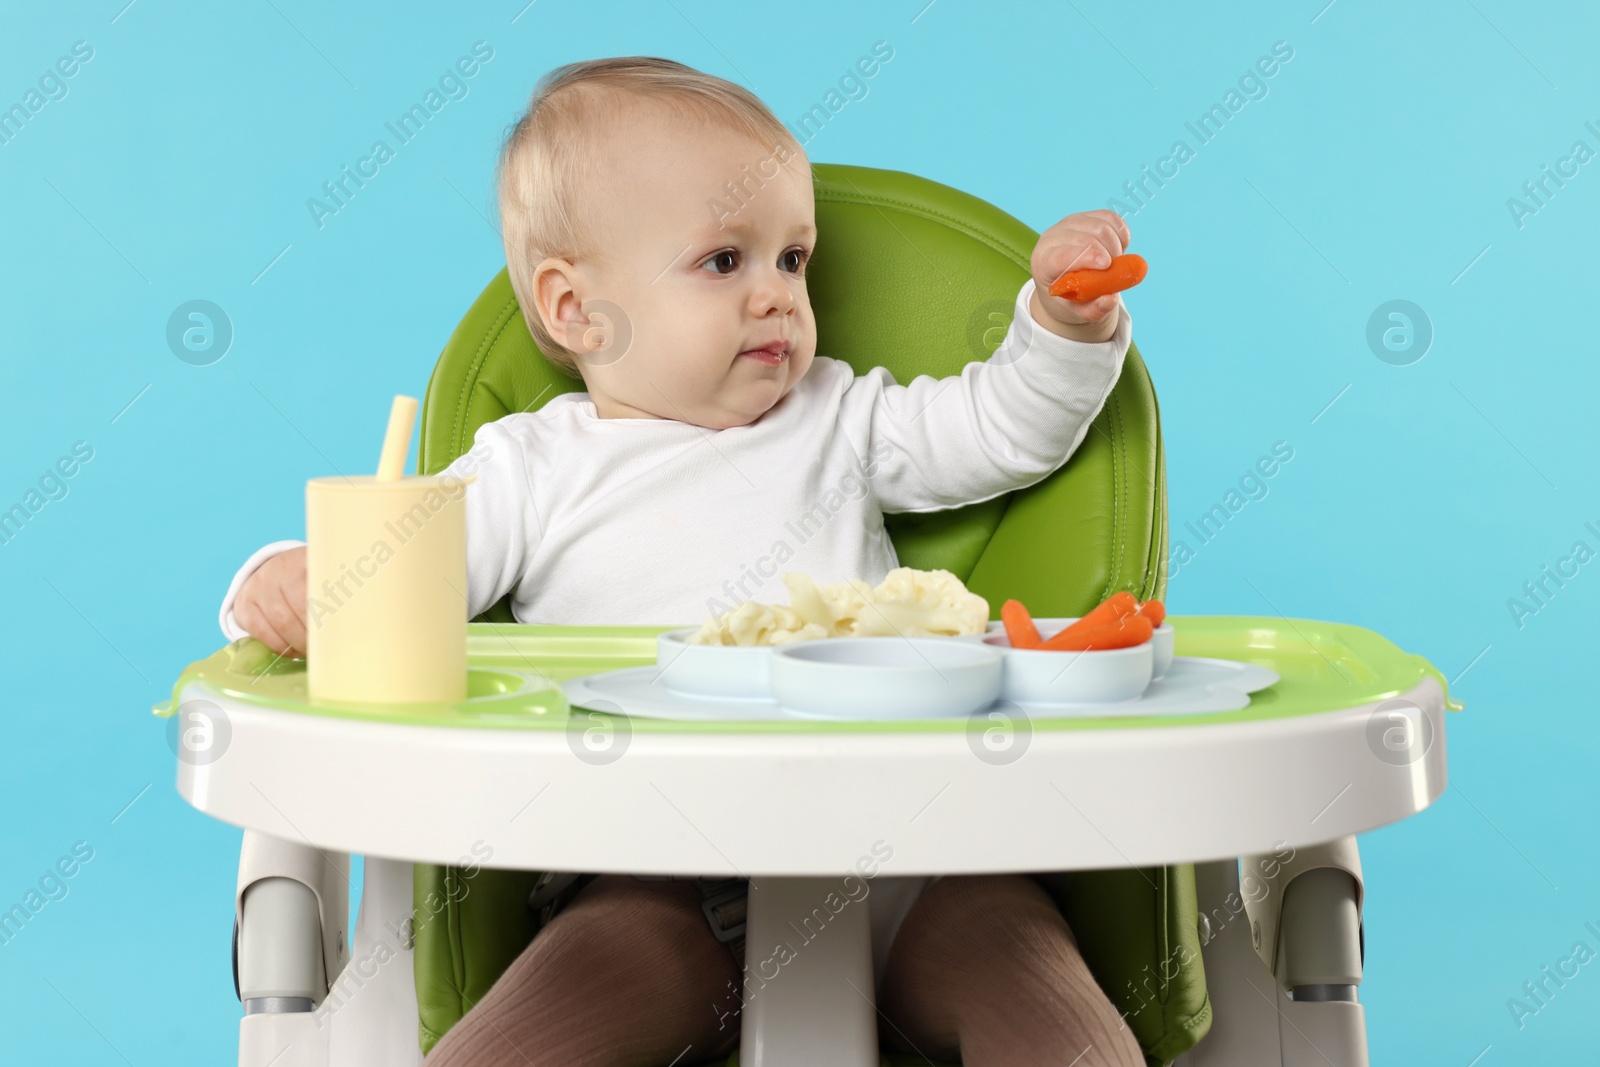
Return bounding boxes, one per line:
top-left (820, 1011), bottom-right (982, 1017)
top-left (422, 873), bottom-right (1144, 1067)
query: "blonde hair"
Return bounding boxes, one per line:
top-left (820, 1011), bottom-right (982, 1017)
top-left (496, 56), bottom-right (805, 378)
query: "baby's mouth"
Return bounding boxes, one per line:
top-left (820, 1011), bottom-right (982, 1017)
top-left (738, 341), bottom-right (790, 366)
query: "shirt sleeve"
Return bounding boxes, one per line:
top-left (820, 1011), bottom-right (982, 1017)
top-left (840, 277), bottom-right (1133, 514)
top-left (443, 418), bottom-right (543, 621)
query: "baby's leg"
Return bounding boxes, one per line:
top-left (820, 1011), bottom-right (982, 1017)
top-left (877, 874), bottom-right (1143, 1067)
top-left (423, 874), bottom-right (743, 1067)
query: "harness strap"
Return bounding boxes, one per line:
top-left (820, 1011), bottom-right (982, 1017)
top-left (636, 875), bottom-right (748, 969)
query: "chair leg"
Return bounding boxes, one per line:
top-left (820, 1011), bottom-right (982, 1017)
top-left (1274, 867), bottom-right (1367, 1067)
top-left (1173, 859), bottom-right (1288, 1066)
top-left (740, 876), bottom-right (879, 1067)
top-left (1173, 856), bottom-right (1370, 1067)
top-left (239, 877), bottom-right (326, 1011)
top-left (238, 870), bottom-right (330, 1067)
top-left (1280, 868), bottom-right (1362, 1001)
top-left (235, 829), bottom-right (351, 1004)
top-left (320, 857), bottom-right (424, 1067)
top-left (235, 830), bottom-right (351, 1067)
top-left (236, 852), bottom-right (421, 1067)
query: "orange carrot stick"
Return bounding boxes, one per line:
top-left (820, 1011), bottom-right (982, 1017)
top-left (1040, 615), bottom-right (1153, 651)
top-left (1001, 599), bottom-right (1043, 650)
top-left (1137, 599), bottom-right (1165, 627)
top-left (1048, 253), bottom-right (1148, 303)
top-left (1064, 591), bottom-right (1138, 635)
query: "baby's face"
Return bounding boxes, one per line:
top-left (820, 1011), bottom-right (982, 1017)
top-left (562, 106), bottom-right (817, 428)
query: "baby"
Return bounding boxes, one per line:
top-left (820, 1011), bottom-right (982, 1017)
top-left (221, 57), bottom-right (1144, 1067)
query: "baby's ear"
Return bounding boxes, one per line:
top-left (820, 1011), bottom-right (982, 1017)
top-left (530, 256), bottom-right (582, 339)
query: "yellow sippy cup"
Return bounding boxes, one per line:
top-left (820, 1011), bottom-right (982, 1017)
top-left (305, 396), bottom-right (468, 705)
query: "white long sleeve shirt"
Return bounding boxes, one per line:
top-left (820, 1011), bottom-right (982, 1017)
top-left (217, 277), bottom-right (1132, 979)
top-left (220, 278), bottom-right (1131, 637)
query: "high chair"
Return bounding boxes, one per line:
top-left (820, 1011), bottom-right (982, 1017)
top-left (213, 163), bottom-right (1411, 1067)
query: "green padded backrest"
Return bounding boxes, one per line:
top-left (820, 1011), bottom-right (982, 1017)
top-left (412, 163), bottom-right (1204, 1065)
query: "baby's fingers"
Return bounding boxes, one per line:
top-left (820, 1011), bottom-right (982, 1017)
top-left (1074, 210), bottom-right (1131, 255)
top-left (267, 579), bottom-right (309, 656)
top-left (1059, 227), bottom-right (1124, 269)
top-left (236, 594), bottom-right (294, 656)
top-left (1035, 229), bottom-right (1118, 283)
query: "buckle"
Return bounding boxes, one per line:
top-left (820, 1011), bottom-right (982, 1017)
top-left (699, 879), bottom-right (748, 943)
top-left (527, 871), bottom-right (581, 913)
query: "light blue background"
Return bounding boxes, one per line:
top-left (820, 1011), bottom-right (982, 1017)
top-left (2, 1), bottom-right (1596, 1063)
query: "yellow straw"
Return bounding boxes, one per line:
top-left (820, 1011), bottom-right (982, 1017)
top-left (375, 395), bottom-right (418, 481)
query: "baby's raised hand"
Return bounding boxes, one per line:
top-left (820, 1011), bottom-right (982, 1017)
top-left (1028, 209), bottom-right (1132, 342)
top-left (234, 546), bottom-right (309, 656)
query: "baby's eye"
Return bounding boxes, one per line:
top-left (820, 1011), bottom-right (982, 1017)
top-left (701, 250), bottom-right (740, 275)
top-left (779, 247), bottom-right (810, 274)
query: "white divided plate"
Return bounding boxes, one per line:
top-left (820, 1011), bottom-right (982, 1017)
top-left (1159, 656), bottom-right (1278, 694)
top-left (563, 656), bottom-right (1279, 723)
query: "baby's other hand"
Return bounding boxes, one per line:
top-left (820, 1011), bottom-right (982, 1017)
top-left (1029, 209), bottom-right (1131, 342)
top-left (235, 546), bottom-right (309, 656)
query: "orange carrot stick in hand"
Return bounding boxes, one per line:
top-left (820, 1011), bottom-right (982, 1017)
top-left (1040, 615), bottom-right (1153, 651)
top-left (1049, 253), bottom-right (1148, 303)
top-left (1137, 599), bottom-right (1165, 627)
top-left (1001, 599), bottom-right (1043, 649)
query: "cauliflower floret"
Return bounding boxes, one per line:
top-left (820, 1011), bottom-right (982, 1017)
top-left (685, 599), bottom-right (830, 647)
top-left (785, 572), bottom-right (883, 636)
top-left (686, 567), bottom-right (990, 646)
top-left (863, 567), bottom-right (990, 637)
